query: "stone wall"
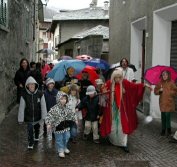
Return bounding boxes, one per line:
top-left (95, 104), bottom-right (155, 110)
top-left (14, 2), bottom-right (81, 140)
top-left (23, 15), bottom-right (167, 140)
top-left (74, 35), bottom-right (103, 58)
top-left (0, 0), bottom-right (35, 123)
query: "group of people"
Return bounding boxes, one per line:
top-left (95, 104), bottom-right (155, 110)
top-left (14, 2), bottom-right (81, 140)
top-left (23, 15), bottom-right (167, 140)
top-left (14, 57), bottom-right (177, 158)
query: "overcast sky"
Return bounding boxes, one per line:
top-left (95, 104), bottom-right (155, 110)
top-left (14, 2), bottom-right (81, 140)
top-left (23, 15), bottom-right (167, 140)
top-left (43, 0), bottom-right (107, 10)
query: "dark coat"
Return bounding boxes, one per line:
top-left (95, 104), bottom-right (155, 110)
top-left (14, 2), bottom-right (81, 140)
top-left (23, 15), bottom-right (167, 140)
top-left (62, 75), bottom-right (77, 86)
top-left (77, 95), bottom-right (100, 122)
top-left (14, 68), bottom-right (30, 87)
top-left (28, 69), bottom-right (43, 88)
top-left (78, 79), bottom-right (92, 100)
top-left (14, 68), bottom-right (30, 103)
top-left (44, 88), bottom-right (58, 112)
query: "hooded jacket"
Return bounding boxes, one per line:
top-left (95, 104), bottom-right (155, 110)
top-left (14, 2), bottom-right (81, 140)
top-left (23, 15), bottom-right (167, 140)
top-left (45, 91), bottom-right (76, 132)
top-left (18, 76), bottom-right (47, 123)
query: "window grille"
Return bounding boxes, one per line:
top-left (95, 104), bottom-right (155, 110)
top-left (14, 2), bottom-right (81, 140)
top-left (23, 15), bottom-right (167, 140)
top-left (0, 0), bottom-right (7, 27)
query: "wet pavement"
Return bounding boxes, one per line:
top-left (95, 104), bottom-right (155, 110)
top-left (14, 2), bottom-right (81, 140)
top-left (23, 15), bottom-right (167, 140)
top-left (0, 105), bottom-right (177, 167)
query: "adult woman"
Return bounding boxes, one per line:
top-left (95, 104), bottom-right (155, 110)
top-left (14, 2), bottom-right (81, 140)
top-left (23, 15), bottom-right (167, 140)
top-left (14, 58), bottom-right (30, 103)
top-left (100, 69), bottom-right (149, 152)
top-left (154, 70), bottom-right (177, 136)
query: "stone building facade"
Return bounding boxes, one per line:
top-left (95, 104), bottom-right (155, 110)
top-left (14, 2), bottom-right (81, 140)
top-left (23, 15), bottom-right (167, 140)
top-left (0, 0), bottom-right (43, 123)
top-left (109, 0), bottom-right (177, 118)
top-left (51, 6), bottom-right (109, 58)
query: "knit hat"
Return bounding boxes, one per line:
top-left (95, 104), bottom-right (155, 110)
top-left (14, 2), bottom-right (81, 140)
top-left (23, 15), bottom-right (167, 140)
top-left (46, 78), bottom-right (55, 86)
top-left (95, 79), bottom-right (104, 85)
top-left (86, 85), bottom-right (96, 95)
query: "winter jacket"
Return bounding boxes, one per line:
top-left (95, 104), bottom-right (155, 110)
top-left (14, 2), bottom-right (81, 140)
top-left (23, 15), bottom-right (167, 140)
top-left (14, 68), bottom-right (30, 88)
top-left (44, 88), bottom-right (58, 112)
top-left (28, 69), bottom-right (43, 88)
top-left (41, 64), bottom-right (51, 80)
top-left (18, 76), bottom-right (47, 123)
top-left (45, 91), bottom-right (76, 132)
top-left (77, 95), bottom-right (100, 121)
top-left (62, 75), bottom-right (77, 86)
top-left (78, 79), bottom-right (93, 100)
top-left (154, 80), bottom-right (177, 112)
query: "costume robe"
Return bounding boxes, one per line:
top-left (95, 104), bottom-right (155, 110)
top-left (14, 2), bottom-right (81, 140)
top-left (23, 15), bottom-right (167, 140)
top-left (100, 79), bottom-right (145, 146)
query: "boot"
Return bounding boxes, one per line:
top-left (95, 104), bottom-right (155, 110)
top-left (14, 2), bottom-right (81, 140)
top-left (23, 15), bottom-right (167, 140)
top-left (160, 129), bottom-right (165, 136)
top-left (167, 128), bottom-right (171, 136)
top-left (119, 146), bottom-right (130, 153)
top-left (83, 134), bottom-right (88, 140)
top-left (122, 146), bottom-right (130, 153)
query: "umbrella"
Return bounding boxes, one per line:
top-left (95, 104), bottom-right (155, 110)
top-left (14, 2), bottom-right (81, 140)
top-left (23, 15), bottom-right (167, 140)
top-left (84, 58), bottom-right (110, 71)
top-left (47, 60), bottom-right (86, 81)
top-left (36, 48), bottom-right (54, 54)
top-left (76, 55), bottom-right (93, 61)
top-left (58, 55), bottom-right (73, 60)
top-left (75, 65), bottom-right (99, 85)
top-left (144, 65), bottom-right (177, 85)
top-left (129, 64), bottom-right (137, 72)
top-left (52, 59), bottom-right (59, 65)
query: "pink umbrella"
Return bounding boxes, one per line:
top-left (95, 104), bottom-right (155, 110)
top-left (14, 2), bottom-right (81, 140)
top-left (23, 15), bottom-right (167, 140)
top-left (76, 55), bottom-right (93, 61)
top-left (144, 65), bottom-right (177, 85)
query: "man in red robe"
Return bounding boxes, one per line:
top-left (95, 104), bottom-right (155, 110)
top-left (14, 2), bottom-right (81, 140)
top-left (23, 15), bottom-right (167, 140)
top-left (100, 69), bottom-right (150, 152)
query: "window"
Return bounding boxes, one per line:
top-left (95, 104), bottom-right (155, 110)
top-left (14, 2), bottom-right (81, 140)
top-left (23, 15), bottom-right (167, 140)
top-left (43, 32), bottom-right (46, 38)
top-left (65, 49), bottom-right (73, 57)
top-left (43, 43), bottom-right (48, 48)
top-left (0, 0), bottom-right (8, 27)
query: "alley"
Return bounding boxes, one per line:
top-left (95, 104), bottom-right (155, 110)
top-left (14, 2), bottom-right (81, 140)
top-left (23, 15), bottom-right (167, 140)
top-left (0, 105), bottom-right (177, 167)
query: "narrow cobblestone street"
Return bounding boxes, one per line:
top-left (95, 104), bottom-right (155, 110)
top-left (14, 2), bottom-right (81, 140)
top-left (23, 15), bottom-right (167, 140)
top-left (0, 106), bottom-right (177, 167)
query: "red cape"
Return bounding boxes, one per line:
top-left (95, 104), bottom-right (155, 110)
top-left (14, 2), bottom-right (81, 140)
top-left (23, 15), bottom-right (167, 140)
top-left (100, 79), bottom-right (145, 137)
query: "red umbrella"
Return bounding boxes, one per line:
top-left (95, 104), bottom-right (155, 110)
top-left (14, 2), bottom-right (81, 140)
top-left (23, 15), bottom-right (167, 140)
top-left (144, 65), bottom-right (177, 85)
top-left (76, 55), bottom-right (93, 61)
top-left (75, 65), bottom-right (99, 85)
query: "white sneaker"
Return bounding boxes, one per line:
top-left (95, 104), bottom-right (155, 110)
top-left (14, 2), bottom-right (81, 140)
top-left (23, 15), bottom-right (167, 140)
top-left (34, 138), bottom-right (39, 141)
top-left (59, 152), bottom-right (65, 158)
top-left (64, 148), bottom-right (70, 154)
top-left (27, 144), bottom-right (34, 149)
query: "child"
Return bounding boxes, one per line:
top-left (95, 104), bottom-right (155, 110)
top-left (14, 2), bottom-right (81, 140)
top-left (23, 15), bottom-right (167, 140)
top-left (95, 79), bottom-right (104, 93)
top-left (45, 91), bottom-right (76, 158)
top-left (154, 70), bottom-right (177, 136)
top-left (76, 85), bottom-right (101, 144)
top-left (18, 76), bottom-right (47, 149)
top-left (44, 78), bottom-right (58, 135)
top-left (95, 79), bottom-right (108, 127)
top-left (68, 84), bottom-right (81, 143)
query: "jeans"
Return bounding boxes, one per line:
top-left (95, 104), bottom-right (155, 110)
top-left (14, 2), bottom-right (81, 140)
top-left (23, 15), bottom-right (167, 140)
top-left (70, 122), bottom-right (77, 138)
top-left (27, 123), bottom-right (40, 145)
top-left (55, 130), bottom-right (70, 153)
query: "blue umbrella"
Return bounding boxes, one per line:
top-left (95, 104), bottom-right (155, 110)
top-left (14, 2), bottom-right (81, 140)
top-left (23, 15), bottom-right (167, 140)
top-left (47, 60), bottom-right (86, 81)
top-left (84, 58), bottom-right (110, 71)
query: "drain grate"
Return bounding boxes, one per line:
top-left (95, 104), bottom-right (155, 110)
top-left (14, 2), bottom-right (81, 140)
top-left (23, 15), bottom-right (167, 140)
top-left (114, 160), bottom-right (150, 167)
